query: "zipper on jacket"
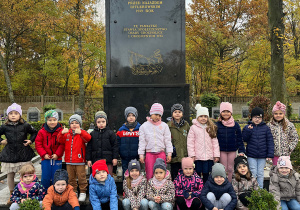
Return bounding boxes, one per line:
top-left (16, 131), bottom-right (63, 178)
top-left (47, 136), bottom-right (48, 146)
top-left (70, 133), bottom-right (74, 163)
top-left (226, 127), bottom-right (228, 151)
top-left (204, 127), bottom-right (207, 160)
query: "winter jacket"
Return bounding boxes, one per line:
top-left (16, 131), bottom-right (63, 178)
top-left (117, 123), bottom-right (140, 161)
top-left (147, 170), bottom-right (175, 205)
top-left (174, 169), bottom-right (203, 200)
top-left (57, 129), bottom-right (91, 163)
top-left (35, 123), bottom-right (64, 161)
top-left (138, 121), bottom-right (173, 155)
top-left (242, 121), bottom-right (274, 158)
top-left (0, 120), bottom-right (37, 163)
top-left (10, 177), bottom-right (46, 204)
top-left (86, 127), bottom-right (119, 164)
top-left (187, 119), bottom-right (220, 161)
top-left (267, 118), bottom-right (299, 157)
top-left (200, 175), bottom-right (237, 210)
top-left (269, 166), bottom-right (300, 210)
top-left (232, 177), bottom-right (259, 210)
top-left (123, 169), bottom-right (147, 209)
top-left (89, 174), bottom-right (118, 210)
top-left (167, 120), bottom-right (190, 163)
top-left (216, 121), bottom-right (245, 153)
top-left (42, 185), bottom-right (79, 210)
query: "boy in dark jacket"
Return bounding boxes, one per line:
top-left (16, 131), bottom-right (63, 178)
top-left (35, 110), bottom-right (64, 190)
top-left (200, 163), bottom-right (237, 210)
top-left (87, 111), bottom-right (119, 176)
top-left (116, 107), bottom-right (140, 177)
top-left (242, 107), bottom-right (274, 188)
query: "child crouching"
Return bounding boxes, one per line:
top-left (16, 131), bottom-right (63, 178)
top-left (43, 169), bottom-right (79, 210)
top-left (10, 164), bottom-right (46, 210)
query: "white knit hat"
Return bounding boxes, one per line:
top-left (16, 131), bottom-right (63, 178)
top-left (195, 104), bottom-right (209, 118)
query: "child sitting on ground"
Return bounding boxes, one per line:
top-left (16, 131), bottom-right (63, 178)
top-left (43, 169), bottom-right (79, 210)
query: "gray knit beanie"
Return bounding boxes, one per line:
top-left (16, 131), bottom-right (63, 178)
top-left (53, 169), bottom-right (69, 185)
top-left (69, 114), bottom-right (82, 126)
top-left (124, 107), bottom-right (138, 120)
top-left (128, 159), bottom-right (141, 172)
top-left (171, 103), bottom-right (184, 114)
top-left (94, 111), bottom-right (107, 123)
top-left (153, 158), bottom-right (166, 174)
top-left (211, 163), bottom-right (226, 179)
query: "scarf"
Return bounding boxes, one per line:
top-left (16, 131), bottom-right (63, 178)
top-left (44, 123), bottom-right (61, 133)
top-left (146, 116), bottom-right (162, 126)
top-left (221, 116), bottom-right (235, 127)
top-left (131, 175), bottom-right (143, 188)
top-left (18, 175), bottom-right (37, 194)
top-left (152, 176), bottom-right (167, 189)
top-left (173, 118), bottom-right (185, 128)
top-left (126, 121), bottom-right (138, 129)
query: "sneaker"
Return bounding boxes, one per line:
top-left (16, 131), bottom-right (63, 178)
top-left (78, 193), bottom-right (86, 202)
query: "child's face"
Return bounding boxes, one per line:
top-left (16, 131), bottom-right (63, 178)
top-left (95, 170), bottom-right (108, 182)
top-left (22, 174), bottom-right (35, 185)
top-left (197, 115), bottom-right (208, 124)
top-left (172, 110), bottom-right (183, 121)
top-left (221, 110), bottom-right (231, 121)
top-left (54, 180), bottom-right (67, 194)
top-left (237, 164), bottom-right (248, 176)
top-left (47, 117), bottom-right (58, 129)
top-left (214, 176), bottom-right (225, 185)
top-left (252, 116), bottom-right (262, 125)
top-left (70, 121), bottom-right (80, 130)
top-left (154, 168), bottom-right (165, 181)
top-left (127, 113), bottom-right (136, 124)
top-left (150, 114), bottom-right (161, 122)
top-left (183, 167), bottom-right (194, 177)
top-left (129, 169), bottom-right (140, 180)
top-left (8, 111), bottom-right (20, 122)
top-left (273, 110), bottom-right (284, 121)
top-left (96, 118), bottom-right (106, 129)
top-left (278, 167), bottom-right (291, 176)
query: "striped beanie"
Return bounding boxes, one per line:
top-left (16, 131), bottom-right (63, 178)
top-left (150, 103), bottom-right (164, 116)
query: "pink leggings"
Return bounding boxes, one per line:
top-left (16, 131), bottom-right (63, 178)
top-left (145, 152), bottom-right (166, 180)
top-left (220, 151), bottom-right (236, 182)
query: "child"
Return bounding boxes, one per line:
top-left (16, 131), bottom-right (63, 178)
top-left (174, 157), bottom-right (203, 210)
top-left (87, 111), bottom-right (118, 175)
top-left (57, 114), bottom-right (91, 202)
top-left (187, 104), bottom-right (220, 183)
top-left (122, 159), bottom-right (148, 210)
top-left (269, 156), bottom-right (300, 210)
top-left (0, 103), bottom-right (37, 204)
top-left (35, 110), bottom-right (64, 190)
top-left (167, 103), bottom-right (190, 180)
top-left (10, 164), bottom-right (46, 210)
top-left (200, 163), bottom-right (237, 210)
top-left (89, 159), bottom-right (118, 210)
top-left (138, 103), bottom-right (173, 180)
top-left (43, 169), bottom-right (80, 210)
top-left (117, 107), bottom-right (141, 176)
top-left (267, 101), bottom-right (299, 165)
top-left (216, 102), bottom-right (245, 182)
top-left (147, 158), bottom-right (175, 210)
top-left (232, 156), bottom-right (259, 210)
top-left (242, 107), bottom-right (274, 188)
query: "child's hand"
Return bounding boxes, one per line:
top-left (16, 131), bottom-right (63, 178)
top-left (112, 159), bottom-right (117, 166)
top-left (166, 155), bottom-right (171, 163)
top-left (1, 139), bottom-right (7, 145)
top-left (23, 140), bottom-right (31, 146)
top-left (62, 126), bottom-right (69, 134)
top-left (212, 208), bottom-right (218, 210)
top-left (75, 128), bottom-right (81, 134)
top-left (139, 155), bottom-right (144, 164)
top-left (133, 208), bottom-right (138, 210)
top-left (21, 199), bottom-right (26, 203)
top-left (238, 153), bottom-right (244, 156)
top-left (192, 156), bottom-right (195, 161)
top-left (44, 154), bottom-right (51, 160)
top-left (87, 161), bottom-right (92, 167)
top-left (51, 154), bottom-right (58, 160)
top-left (154, 196), bottom-right (161, 203)
top-left (214, 157), bottom-right (219, 162)
top-left (248, 124), bottom-right (253, 129)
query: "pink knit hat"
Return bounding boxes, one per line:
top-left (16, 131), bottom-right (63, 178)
top-left (150, 103), bottom-right (164, 116)
top-left (181, 157), bottom-right (194, 169)
top-left (277, 156), bottom-right (293, 169)
top-left (220, 102), bottom-right (233, 113)
top-left (272, 101), bottom-right (286, 114)
top-left (7, 103), bottom-right (22, 116)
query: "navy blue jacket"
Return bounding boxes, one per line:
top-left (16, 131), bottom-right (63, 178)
top-left (216, 121), bottom-right (245, 153)
top-left (242, 121), bottom-right (274, 158)
top-left (116, 123), bottom-right (141, 160)
top-left (200, 175), bottom-right (237, 210)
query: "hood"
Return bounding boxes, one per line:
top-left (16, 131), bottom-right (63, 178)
top-left (164, 169), bottom-right (171, 180)
top-left (207, 175), bottom-right (229, 187)
top-left (192, 119), bottom-right (206, 128)
top-left (118, 122), bottom-right (141, 131)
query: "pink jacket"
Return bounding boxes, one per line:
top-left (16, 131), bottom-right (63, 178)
top-left (187, 119), bottom-right (220, 161)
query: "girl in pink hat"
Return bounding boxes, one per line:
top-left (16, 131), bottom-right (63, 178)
top-left (267, 101), bottom-right (299, 165)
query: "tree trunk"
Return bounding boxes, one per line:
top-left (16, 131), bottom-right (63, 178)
top-left (0, 53), bottom-right (14, 103)
top-left (78, 35), bottom-right (85, 111)
top-left (268, 0), bottom-right (287, 104)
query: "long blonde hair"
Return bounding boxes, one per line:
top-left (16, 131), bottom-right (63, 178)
top-left (206, 118), bottom-right (218, 138)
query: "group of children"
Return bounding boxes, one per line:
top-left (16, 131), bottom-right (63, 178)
top-left (0, 100), bottom-right (298, 210)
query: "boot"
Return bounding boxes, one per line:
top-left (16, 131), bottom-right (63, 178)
top-left (7, 190), bottom-right (13, 205)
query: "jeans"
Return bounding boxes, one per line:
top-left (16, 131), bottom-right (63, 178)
top-left (247, 157), bottom-right (266, 188)
top-left (122, 198), bottom-right (149, 210)
top-left (206, 192), bottom-right (232, 210)
top-left (281, 199), bottom-right (300, 210)
top-left (148, 201), bottom-right (173, 210)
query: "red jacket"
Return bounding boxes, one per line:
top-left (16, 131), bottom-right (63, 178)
top-left (35, 124), bottom-right (64, 161)
top-left (57, 129), bottom-right (91, 163)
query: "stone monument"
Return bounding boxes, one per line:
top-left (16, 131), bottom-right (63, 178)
top-left (27, 107), bottom-right (41, 122)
